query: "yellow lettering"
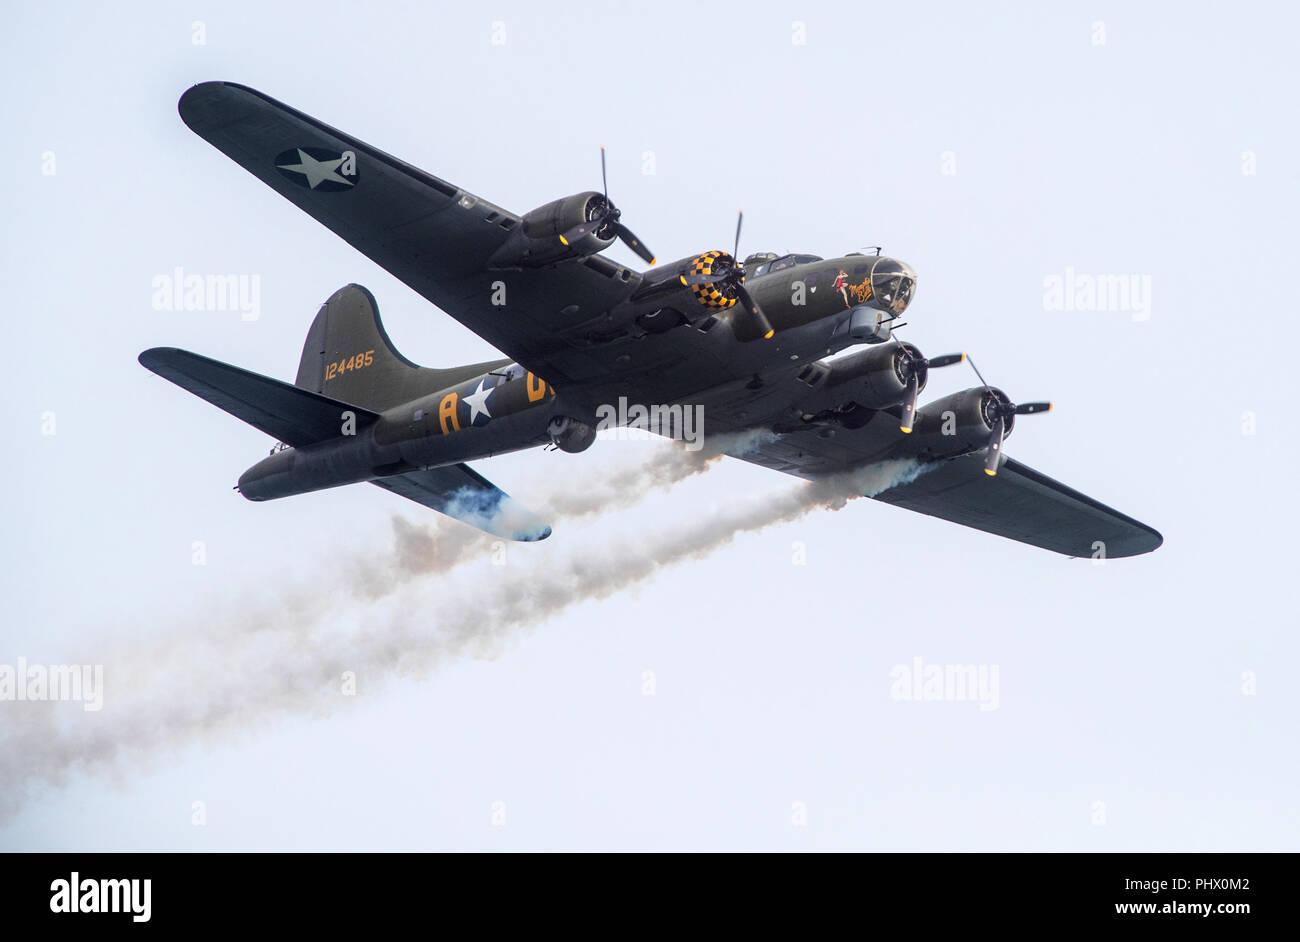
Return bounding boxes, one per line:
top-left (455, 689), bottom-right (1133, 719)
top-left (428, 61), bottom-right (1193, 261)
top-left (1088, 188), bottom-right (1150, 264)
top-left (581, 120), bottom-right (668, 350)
top-left (438, 393), bottom-right (461, 434)
top-left (526, 372), bottom-right (546, 402)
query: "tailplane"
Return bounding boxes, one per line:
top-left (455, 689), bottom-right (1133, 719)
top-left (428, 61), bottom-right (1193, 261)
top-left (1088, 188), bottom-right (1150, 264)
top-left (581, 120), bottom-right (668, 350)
top-left (139, 347), bottom-right (379, 446)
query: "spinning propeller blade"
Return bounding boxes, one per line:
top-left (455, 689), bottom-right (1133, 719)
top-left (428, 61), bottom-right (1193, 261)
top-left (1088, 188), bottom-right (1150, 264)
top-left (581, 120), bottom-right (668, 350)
top-left (559, 147), bottom-right (656, 264)
top-left (962, 355), bottom-right (1051, 476)
top-left (895, 346), bottom-right (964, 432)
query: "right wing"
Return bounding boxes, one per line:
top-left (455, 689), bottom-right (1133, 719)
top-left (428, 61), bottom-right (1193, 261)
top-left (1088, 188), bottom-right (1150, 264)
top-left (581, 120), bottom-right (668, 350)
top-left (178, 82), bottom-right (641, 386)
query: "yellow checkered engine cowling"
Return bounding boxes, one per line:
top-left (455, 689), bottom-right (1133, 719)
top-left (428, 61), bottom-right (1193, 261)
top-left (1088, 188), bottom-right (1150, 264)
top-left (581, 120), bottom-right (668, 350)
top-left (687, 251), bottom-right (739, 310)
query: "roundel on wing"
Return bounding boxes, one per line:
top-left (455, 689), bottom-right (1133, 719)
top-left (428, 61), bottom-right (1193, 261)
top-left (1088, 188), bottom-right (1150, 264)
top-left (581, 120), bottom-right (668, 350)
top-left (274, 146), bottom-right (359, 192)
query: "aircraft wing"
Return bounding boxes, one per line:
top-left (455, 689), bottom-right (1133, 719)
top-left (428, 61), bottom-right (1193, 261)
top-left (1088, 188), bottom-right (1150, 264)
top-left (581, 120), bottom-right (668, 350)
top-left (868, 452), bottom-right (1162, 558)
top-left (372, 464), bottom-right (552, 542)
top-left (720, 419), bottom-right (1161, 558)
top-left (177, 82), bottom-right (642, 387)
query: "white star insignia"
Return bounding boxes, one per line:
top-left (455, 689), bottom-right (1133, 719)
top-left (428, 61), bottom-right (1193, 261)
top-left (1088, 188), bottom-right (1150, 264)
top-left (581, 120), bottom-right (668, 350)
top-left (276, 149), bottom-right (355, 189)
top-left (463, 379), bottom-right (495, 424)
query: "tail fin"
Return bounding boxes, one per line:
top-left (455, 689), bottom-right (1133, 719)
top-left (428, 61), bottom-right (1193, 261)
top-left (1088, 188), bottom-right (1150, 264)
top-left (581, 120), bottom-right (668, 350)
top-left (295, 284), bottom-right (510, 411)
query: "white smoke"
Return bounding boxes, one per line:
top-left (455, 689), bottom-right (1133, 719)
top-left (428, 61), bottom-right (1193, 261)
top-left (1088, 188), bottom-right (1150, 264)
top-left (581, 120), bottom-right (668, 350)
top-left (0, 448), bottom-right (930, 820)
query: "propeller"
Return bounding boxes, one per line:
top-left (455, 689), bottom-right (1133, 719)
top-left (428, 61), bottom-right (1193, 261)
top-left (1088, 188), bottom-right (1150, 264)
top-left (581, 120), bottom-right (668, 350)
top-left (679, 210), bottom-right (775, 340)
top-left (964, 354), bottom-right (1052, 476)
top-left (559, 146), bottom-right (656, 265)
top-left (896, 347), bottom-right (966, 434)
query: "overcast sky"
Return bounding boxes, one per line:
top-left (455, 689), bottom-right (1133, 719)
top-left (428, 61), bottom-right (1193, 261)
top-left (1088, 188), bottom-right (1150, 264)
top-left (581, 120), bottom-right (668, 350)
top-left (2, 1), bottom-right (1297, 850)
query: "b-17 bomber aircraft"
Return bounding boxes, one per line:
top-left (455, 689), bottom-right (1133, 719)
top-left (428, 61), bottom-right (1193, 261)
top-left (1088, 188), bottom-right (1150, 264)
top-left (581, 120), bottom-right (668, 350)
top-left (140, 82), bottom-right (1162, 557)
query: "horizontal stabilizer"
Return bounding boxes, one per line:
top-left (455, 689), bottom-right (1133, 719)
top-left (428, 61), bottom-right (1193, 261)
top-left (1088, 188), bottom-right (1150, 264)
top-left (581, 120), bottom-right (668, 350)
top-left (872, 453), bottom-right (1162, 558)
top-left (139, 347), bottom-right (379, 446)
top-left (373, 465), bottom-right (551, 542)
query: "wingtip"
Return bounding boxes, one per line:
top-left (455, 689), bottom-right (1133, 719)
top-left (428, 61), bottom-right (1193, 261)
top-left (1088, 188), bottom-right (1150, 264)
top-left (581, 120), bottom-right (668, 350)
top-left (138, 346), bottom-right (181, 371)
top-left (178, 81), bottom-right (225, 128)
top-left (177, 81), bottom-right (259, 129)
top-left (1130, 523), bottom-right (1164, 555)
top-left (1098, 526), bottom-right (1164, 558)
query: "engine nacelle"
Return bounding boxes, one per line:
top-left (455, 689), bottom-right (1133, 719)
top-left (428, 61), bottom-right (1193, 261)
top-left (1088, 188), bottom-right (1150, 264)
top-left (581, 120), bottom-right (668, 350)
top-left (488, 192), bottom-right (614, 268)
top-left (906, 387), bottom-right (1015, 457)
top-left (547, 415), bottom-right (597, 454)
top-left (825, 342), bottom-right (928, 410)
top-left (626, 251), bottom-right (740, 330)
top-left (519, 192), bottom-right (602, 240)
top-left (680, 251), bottom-right (741, 312)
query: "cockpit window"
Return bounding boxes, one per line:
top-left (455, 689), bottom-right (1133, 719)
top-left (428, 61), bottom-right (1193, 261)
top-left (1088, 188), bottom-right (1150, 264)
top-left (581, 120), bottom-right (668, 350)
top-left (870, 259), bottom-right (917, 315)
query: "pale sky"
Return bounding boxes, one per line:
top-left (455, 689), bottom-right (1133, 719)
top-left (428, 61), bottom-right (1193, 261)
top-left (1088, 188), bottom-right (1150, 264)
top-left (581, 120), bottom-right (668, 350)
top-left (2, 0), bottom-right (1296, 850)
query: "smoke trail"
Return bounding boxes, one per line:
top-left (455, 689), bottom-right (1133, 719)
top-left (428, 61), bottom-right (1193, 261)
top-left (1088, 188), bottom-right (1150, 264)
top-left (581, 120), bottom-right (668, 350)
top-left (367, 428), bottom-right (775, 593)
top-left (152, 429), bottom-right (773, 651)
top-left (541, 428), bottom-right (773, 518)
top-left (0, 429), bottom-right (770, 789)
top-left (0, 457), bottom-right (929, 819)
top-left (396, 427), bottom-right (774, 552)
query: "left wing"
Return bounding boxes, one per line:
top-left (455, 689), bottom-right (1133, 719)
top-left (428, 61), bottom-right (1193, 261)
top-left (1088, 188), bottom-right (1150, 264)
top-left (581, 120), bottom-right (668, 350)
top-left (178, 82), bottom-right (640, 386)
